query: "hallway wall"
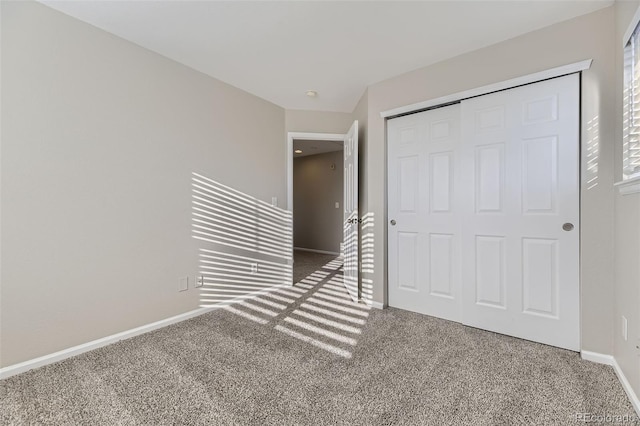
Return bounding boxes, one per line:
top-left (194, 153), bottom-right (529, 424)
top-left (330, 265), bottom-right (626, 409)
top-left (293, 151), bottom-right (344, 253)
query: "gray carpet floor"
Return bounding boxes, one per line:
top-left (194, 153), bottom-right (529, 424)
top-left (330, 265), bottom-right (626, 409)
top-left (1, 251), bottom-right (638, 425)
top-left (292, 250), bottom-right (340, 284)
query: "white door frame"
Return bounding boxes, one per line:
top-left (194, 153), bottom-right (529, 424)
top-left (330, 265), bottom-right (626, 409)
top-left (380, 59), bottom-right (592, 118)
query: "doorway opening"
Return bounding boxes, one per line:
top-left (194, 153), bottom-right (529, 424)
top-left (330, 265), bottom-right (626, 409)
top-left (289, 136), bottom-right (344, 284)
top-left (287, 123), bottom-right (359, 302)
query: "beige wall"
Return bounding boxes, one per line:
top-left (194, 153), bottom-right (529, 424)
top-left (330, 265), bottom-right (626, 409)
top-left (614, 192), bottom-right (640, 393)
top-left (0, 2), bottom-right (285, 367)
top-left (293, 151), bottom-right (344, 253)
top-left (285, 109), bottom-right (353, 135)
top-left (3, 0), bottom-right (635, 378)
top-left (614, 0), bottom-right (640, 398)
top-left (363, 7), bottom-right (617, 355)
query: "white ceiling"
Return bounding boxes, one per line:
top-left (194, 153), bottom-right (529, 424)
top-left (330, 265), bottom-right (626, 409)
top-left (293, 139), bottom-right (343, 157)
top-left (40, 0), bottom-right (613, 113)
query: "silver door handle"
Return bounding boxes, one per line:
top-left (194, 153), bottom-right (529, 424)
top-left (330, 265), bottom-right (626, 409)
top-left (562, 223), bottom-right (574, 231)
top-left (390, 220), bottom-right (396, 226)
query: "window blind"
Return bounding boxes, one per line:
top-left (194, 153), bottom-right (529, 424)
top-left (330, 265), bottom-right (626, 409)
top-left (623, 27), bottom-right (640, 178)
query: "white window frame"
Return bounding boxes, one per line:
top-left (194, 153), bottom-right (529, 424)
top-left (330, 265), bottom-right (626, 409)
top-left (621, 8), bottom-right (640, 187)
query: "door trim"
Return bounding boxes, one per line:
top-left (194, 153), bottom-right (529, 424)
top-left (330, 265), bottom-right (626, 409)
top-left (380, 59), bottom-right (592, 119)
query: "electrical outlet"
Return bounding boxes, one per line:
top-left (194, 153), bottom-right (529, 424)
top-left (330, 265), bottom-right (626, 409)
top-left (178, 276), bottom-right (188, 292)
top-left (335, 202), bottom-right (340, 209)
top-left (195, 275), bottom-right (204, 288)
top-left (622, 316), bottom-right (628, 341)
top-left (251, 263), bottom-right (258, 274)
top-left (271, 197), bottom-right (278, 207)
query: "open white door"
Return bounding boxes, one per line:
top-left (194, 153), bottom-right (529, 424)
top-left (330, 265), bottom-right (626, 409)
top-left (343, 121), bottom-right (359, 302)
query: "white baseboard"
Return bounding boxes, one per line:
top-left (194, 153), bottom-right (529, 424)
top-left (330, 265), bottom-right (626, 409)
top-left (363, 300), bottom-right (384, 309)
top-left (0, 306), bottom-right (213, 380)
top-left (294, 247), bottom-right (340, 256)
top-left (612, 358), bottom-right (640, 417)
top-left (581, 351), bottom-right (640, 416)
top-left (0, 280), bottom-right (299, 380)
top-left (200, 282), bottom-right (294, 308)
top-left (581, 350), bottom-right (614, 365)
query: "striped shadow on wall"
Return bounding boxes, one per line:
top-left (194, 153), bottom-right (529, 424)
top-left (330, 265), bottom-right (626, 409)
top-left (191, 172), bottom-right (293, 306)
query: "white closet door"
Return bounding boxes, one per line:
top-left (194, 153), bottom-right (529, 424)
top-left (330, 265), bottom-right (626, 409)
top-left (387, 74), bottom-right (580, 351)
top-left (459, 74), bottom-right (580, 351)
top-left (388, 104), bottom-right (462, 322)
